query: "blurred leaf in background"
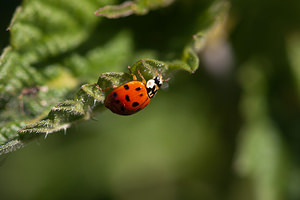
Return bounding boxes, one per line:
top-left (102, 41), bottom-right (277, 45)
top-left (0, 0), bottom-right (300, 200)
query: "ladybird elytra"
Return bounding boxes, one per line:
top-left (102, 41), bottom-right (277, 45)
top-left (100, 67), bottom-right (164, 115)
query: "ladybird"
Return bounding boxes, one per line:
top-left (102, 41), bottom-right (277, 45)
top-left (101, 67), bottom-right (163, 115)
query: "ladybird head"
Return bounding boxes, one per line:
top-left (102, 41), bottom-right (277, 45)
top-left (146, 74), bottom-right (163, 98)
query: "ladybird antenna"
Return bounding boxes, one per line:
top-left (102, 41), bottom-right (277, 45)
top-left (164, 77), bottom-right (171, 82)
top-left (154, 69), bottom-right (164, 78)
top-left (154, 69), bottom-right (167, 83)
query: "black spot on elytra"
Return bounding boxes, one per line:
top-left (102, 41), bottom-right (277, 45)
top-left (115, 99), bottom-right (120, 104)
top-left (135, 87), bottom-right (141, 91)
top-left (120, 105), bottom-right (125, 111)
top-left (113, 92), bottom-right (117, 97)
top-left (125, 95), bottom-right (130, 102)
top-left (132, 102), bottom-right (139, 107)
top-left (139, 94), bottom-right (143, 97)
top-left (124, 85), bottom-right (129, 90)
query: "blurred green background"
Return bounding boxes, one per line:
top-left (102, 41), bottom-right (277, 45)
top-left (1, 0), bottom-right (300, 200)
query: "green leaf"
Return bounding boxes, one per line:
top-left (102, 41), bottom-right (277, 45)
top-left (95, 0), bottom-right (175, 18)
top-left (9, 0), bottom-right (100, 63)
top-left (0, 0), bottom-right (229, 155)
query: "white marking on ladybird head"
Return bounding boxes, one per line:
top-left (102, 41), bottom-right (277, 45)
top-left (146, 79), bottom-right (155, 90)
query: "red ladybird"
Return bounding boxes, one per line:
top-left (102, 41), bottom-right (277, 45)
top-left (101, 67), bottom-right (163, 115)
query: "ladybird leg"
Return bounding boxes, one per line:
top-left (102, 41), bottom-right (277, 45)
top-left (128, 66), bottom-right (137, 81)
top-left (137, 67), bottom-right (147, 85)
top-left (155, 69), bottom-right (159, 76)
top-left (95, 84), bottom-right (103, 91)
top-left (96, 84), bottom-right (117, 92)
